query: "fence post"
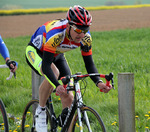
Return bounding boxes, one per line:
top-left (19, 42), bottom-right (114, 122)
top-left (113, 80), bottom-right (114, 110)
top-left (32, 70), bottom-right (44, 100)
top-left (118, 73), bottom-right (135, 132)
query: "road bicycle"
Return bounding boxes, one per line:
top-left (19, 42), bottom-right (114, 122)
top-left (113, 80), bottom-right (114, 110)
top-left (21, 72), bottom-right (114, 132)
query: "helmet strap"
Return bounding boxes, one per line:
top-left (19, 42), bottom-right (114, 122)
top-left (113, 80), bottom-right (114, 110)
top-left (68, 25), bottom-right (73, 40)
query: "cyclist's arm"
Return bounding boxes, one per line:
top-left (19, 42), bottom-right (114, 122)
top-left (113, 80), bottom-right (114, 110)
top-left (81, 33), bottom-right (101, 85)
top-left (0, 35), bottom-right (18, 72)
top-left (42, 51), bottom-right (60, 88)
top-left (0, 35), bottom-right (10, 62)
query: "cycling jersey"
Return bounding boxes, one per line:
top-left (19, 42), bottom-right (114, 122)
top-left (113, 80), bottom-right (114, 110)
top-left (31, 19), bottom-right (92, 56)
top-left (26, 19), bottom-right (100, 88)
top-left (0, 35), bottom-right (10, 60)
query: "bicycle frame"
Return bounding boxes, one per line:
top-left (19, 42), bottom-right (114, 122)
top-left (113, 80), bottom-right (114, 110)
top-left (47, 92), bottom-right (77, 132)
top-left (47, 81), bottom-right (83, 132)
top-left (57, 82), bottom-right (82, 132)
top-left (0, 64), bottom-right (15, 80)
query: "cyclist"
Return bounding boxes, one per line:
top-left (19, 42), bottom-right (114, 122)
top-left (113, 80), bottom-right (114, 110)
top-left (25, 5), bottom-right (112, 131)
top-left (0, 35), bottom-right (18, 73)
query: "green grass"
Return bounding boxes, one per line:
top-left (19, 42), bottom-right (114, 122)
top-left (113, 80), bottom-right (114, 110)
top-left (0, 28), bottom-right (150, 131)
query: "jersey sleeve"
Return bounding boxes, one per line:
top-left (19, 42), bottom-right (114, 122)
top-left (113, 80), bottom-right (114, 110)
top-left (80, 32), bottom-right (92, 56)
top-left (0, 35), bottom-right (10, 60)
top-left (42, 51), bottom-right (60, 88)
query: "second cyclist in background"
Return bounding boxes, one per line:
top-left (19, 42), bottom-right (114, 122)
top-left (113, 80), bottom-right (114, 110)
top-left (0, 35), bottom-right (18, 73)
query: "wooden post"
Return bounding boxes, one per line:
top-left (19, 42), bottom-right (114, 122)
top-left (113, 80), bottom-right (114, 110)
top-left (118, 73), bottom-right (135, 132)
top-left (32, 70), bottom-right (44, 100)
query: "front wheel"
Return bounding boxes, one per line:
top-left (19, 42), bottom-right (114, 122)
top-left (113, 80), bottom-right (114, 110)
top-left (0, 99), bottom-right (9, 132)
top-left (21, 99), bottom-right (51, 132)
top-left (70, 106), bottom-right (106, 132)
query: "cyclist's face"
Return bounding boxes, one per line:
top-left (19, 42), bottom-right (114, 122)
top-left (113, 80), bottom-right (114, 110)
top-left (67, 24), bottom-right (86, 43)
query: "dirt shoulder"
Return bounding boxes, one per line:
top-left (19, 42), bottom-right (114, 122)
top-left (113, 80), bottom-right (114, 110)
top-left (0, 7), bottom-right (150, 38)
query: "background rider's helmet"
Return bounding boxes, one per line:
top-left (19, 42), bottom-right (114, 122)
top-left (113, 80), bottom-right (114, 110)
top-left (66, 5), bottom-right (92, 31)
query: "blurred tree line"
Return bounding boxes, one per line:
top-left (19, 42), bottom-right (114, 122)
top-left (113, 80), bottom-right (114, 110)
top-left (105, 0), bottom-right (142, 6)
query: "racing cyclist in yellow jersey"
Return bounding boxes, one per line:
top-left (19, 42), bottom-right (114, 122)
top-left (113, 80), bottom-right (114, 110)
top-left (25, 5), bottom-right (112, 132)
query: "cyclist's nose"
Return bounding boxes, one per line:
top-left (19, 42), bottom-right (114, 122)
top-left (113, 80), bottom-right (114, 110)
top-left (79, 32), bottom-right (85, 38)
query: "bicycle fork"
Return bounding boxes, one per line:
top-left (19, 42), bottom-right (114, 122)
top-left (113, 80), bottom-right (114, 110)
top-left (75, 82), bottom-right (92, 132)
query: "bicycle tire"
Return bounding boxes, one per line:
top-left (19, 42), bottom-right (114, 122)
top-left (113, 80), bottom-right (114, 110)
top-left (70, 106), bottom-right (106, 132)
top-left (21, 99), bottom-right (51, 132)
top-left (0, 99), bottom-right (9, 132)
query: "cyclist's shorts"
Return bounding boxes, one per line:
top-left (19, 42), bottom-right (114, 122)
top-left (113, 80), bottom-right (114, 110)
top-left (25, 45), bottom-right (42, 76)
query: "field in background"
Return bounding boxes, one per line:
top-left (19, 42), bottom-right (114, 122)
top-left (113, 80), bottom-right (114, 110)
top-left (0, 0), bottom-right (150, 9)
top-left (1, 7), bottom-right (150, 38)
top-left (0, 28), bottom-right (150, 131)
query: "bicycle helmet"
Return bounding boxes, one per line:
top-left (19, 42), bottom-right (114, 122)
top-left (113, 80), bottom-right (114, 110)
top-left (66, 5), bottom-right (92, 30)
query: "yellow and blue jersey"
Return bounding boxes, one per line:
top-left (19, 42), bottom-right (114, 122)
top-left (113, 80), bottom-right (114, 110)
top-left (30, 19), bottom-right (92, 57)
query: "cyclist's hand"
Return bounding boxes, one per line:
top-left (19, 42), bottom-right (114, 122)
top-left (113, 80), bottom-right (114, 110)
top-left (97, 82), bottom-right (112, 93)
top-left (56, 85), bottom-right (67, 96)
top-left (6, 60), bottom-right (18, 73)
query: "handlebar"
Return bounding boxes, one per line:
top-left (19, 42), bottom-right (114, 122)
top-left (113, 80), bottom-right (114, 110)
top-left (0, 64), bottom-right (16, 80)
top-left (61, 72), bottom-right (114, 90)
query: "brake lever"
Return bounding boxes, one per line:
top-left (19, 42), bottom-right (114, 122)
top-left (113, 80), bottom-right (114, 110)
top-left (111, 77), bottom-right (115, 89)
top-left (105, 73), bottom-right (115, 89)
top-left (99, 72), bottom-right (115, 92)
top-left (14, 72), bottom-right (16, 79)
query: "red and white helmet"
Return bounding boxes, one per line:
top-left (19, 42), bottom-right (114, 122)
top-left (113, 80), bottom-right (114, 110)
top-left (66, 5), bottom-right (92, 30)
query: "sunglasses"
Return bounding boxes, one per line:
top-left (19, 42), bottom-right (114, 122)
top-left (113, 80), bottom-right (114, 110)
top-left (70, 25), bottom-right (88, 34)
